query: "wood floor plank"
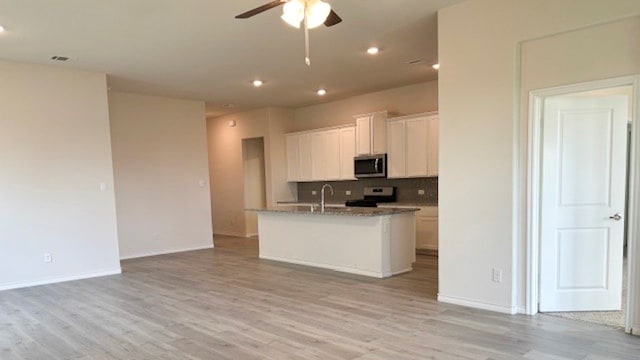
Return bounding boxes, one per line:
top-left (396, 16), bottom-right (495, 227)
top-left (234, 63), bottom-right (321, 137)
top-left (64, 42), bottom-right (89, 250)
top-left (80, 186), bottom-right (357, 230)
top-left (0, 235), bottom-right (638, 359)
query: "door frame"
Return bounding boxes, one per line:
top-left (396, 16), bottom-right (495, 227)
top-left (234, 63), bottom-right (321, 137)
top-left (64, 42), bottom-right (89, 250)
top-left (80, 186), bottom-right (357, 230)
top-left (525, 75), bottom-right (640, 334)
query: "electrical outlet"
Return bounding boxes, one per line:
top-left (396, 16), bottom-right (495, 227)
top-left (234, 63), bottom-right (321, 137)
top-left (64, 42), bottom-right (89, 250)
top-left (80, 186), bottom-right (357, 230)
top-left (418, 189), bottom-right (425, 195)
top-left (198, 179), bottom-right (207, 187)
top-left (311, 190), bottom-right (317, 195)
top-left (345, 190), bottom-right (351, 196)
top-left (492, 268), bottom-right (503, 283)
top-left (44, 253), bottom-right (52, 263)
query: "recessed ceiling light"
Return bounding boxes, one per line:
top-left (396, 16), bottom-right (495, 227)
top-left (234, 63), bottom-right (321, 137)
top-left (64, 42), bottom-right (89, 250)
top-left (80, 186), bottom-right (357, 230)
top-left (317, 88), bottom-right (327, 96)
top-left (0, 25), bottom-right (5, 33)
top-left (252, 79), bottom-right (263, 87)
top-left (432, 63), bottom-right (440, 70)
top-left (367, 47), bottom-right (379, 55)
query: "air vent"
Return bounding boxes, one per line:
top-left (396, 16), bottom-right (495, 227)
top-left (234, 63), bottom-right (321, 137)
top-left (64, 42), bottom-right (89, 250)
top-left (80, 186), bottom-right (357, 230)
top-left (51, 56), bottom-right (69, 61)
top-left (407, 59), bottom-right (426, 65)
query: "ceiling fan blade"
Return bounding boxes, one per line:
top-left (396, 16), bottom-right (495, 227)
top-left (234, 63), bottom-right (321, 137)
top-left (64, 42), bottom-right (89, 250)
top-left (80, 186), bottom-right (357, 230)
top-left (323, 9), bottom-right (342, 27)
top-left (235, 1), bottom-right (284, 19)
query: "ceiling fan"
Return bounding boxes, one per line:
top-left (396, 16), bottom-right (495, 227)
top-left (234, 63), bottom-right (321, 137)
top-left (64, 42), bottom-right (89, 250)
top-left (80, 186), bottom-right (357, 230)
top-left (235, 0), bottom-right (342, 66)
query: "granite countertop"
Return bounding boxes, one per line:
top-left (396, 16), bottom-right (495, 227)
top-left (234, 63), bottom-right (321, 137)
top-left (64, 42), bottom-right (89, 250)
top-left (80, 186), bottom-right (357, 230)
top-left (248, 205), bottom-right (419, 217)
top-left (276, 200), bottom-right (437, 207)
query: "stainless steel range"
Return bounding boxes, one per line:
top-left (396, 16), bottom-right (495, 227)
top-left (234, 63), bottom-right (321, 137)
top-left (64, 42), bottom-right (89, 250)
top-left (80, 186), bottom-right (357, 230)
top-left (345, 186), bottom-right (396, 208)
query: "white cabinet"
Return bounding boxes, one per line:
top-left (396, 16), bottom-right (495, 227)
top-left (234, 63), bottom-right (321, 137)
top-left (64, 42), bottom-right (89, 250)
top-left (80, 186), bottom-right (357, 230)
top-left (339, 127), bottom-right (356, 180)
top-left (285, 126), bottom-right (356, 182)
top-left (311, 130), bottom-right (340, 180)
top-left (406, 117), bottom-right (428, 177)
top-left (387, 120), bottom-right (406, 178)
top-left (416, 207), bottom-right (438, 250)
top-left (286, 134), bottom-right (300, 181)
top-left (355, 111), bottom-right (387, 155)
top-left (298, 133), bottom-right (312, 181)
top-left (386, 113), bottom-right (438, 178)
top-left (377, 205), bottom-right (438, 251)
top-left (426, 116), bottom-right (439, 177)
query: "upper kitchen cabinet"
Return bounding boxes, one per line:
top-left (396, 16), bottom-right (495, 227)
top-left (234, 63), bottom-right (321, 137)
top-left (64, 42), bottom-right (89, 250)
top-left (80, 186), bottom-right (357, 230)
top-left (285, 125), bottom-right (356, 182)
top-left (286, 134), bottom-right (300, 181)
top-left (355, 111), bottom-right (387, 155)
top-left (386, 112), bottom-right (439, 178)
top-left (339, 127), bottom-right (356, 180)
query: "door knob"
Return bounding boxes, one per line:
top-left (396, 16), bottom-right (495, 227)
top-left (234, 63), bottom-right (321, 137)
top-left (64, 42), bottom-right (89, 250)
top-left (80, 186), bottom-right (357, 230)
top-left (609, 213), bottom-right (622, 221)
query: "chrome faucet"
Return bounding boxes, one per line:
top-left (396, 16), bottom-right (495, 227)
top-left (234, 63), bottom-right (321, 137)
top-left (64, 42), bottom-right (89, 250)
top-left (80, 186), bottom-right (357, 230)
top-left (320, 184), bottom-right (334, 212)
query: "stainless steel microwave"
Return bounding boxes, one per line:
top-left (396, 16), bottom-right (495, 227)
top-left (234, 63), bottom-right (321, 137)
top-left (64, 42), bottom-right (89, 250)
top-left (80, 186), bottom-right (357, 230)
top-left (354, 154), bottom-right (387, 178)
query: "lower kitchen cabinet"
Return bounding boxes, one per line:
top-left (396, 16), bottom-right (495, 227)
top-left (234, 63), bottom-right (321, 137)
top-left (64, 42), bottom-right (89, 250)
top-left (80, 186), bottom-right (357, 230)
top-left (378, 205), bottom-right (438, 252)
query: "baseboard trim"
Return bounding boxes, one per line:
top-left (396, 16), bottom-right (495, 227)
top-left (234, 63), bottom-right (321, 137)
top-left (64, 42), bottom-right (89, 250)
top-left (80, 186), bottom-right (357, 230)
top-left (0, 268), bottom-right (122, 292)
top-left (630, 325), bottom-right (640, 336)
top-left (214, 231), bottom-right (249, 238)
top-left (517, 306), bottom-right (527, 314)
top-left (259, 255), bottom-right (405, 278)
top-left (437, 294), bottom-right (518, 314)
top-left (120, 244), bottom-right (214, 260)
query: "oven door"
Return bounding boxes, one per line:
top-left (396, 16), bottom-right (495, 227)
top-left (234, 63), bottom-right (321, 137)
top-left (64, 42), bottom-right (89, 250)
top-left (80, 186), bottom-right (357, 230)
top-left (354, 154), bottom-right (386, 178)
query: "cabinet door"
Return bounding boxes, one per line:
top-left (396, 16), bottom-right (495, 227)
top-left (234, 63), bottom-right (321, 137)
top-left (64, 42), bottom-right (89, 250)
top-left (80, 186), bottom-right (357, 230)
top-left (285, 134), bottom-right (299, 181)
top-left (426, 115), bottom-right (439, 177)
top-left (386, 120), bottom-right (406, 178)
top-left (405, 117), bottom-right (428, 177)
top-left (416, 216), bottom-right (438, 250)
top-left (339, 127), bottom-right (356, 180)
top-left (310, 132), bottom-right (326, 180)
top-left (355, 116), bottom-right (371, 155)
top-left (298, 133), bottom-right (312, 181)
top-left (324, 129), bottom-right (341, 180)
top-left (371, 111), bottom-right (387, 154)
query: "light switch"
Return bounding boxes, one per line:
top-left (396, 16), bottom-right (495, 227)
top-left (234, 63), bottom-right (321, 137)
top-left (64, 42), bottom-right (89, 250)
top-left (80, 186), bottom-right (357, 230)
top-left (198, 179), bottom-right (207, 187)
top-left (99, 182), bottom-right (107, 192)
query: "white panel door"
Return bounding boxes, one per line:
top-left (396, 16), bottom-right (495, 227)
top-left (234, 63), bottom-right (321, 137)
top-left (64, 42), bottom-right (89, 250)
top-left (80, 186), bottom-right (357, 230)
top-left (339, 127), bottom-right (356, 180)
top-left (324, 130), bottom-right (341, 180)
top-left (386, 120), bottom-right (406, 178)
top-left (405, 117), bottom-right (428, 177)
top-left (285, 134), bottom-right (299, 181)
top-left (355, 116), bottom-right (371, 155)
top-left (426, 115), bottom-right (439, 177)
top-left (540, 94), bottom-right (628, 312)
top-left (298, 133), bottom-right (312, 181)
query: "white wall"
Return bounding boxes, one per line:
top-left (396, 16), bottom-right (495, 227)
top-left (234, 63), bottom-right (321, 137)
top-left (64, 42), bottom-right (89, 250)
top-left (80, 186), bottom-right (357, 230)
top-left (109, 92), bottom-right (213, 259)
top-left (207, 108), bottom-right (296, 237)
top-left (293, 81), bottom-right (438, 131)
top-left (0, 61), bottom-right (121, 290)
top-left (438, 0), bottom-right (640, 314)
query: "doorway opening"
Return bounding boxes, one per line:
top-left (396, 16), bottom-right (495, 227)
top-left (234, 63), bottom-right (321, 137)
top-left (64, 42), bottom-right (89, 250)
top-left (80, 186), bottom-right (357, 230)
top-left (526, 76), bottom-right (639, 334)
top-left (242, 137), bottom-right (266, 237)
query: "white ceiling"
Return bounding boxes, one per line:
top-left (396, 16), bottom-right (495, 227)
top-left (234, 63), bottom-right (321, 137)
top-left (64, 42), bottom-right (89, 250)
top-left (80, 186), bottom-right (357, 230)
top-left (0, 0), bottom-right (462, 117)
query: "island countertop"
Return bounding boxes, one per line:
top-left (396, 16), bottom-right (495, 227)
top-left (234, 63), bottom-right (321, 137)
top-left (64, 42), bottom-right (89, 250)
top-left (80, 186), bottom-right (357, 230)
top-left (247, 205), bottom-right (419, 217)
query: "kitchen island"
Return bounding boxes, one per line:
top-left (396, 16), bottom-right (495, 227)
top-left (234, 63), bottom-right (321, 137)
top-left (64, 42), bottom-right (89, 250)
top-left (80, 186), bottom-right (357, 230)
top-left (249, 206), bottom-right (418, 278)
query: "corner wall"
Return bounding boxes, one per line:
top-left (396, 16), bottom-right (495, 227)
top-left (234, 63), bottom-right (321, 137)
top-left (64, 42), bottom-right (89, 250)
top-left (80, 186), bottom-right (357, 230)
top-left (0, 61), bottom-right (121, 290)
top-left (438, 0), bottom-right (640, 314)
top-left (109, 92), bottom-right (213, 259)
top-left (207, 108), bottom-right (296, 237)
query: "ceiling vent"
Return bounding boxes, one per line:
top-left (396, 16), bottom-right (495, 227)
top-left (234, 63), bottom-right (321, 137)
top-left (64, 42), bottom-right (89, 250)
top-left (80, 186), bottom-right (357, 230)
top-left (51, 56), bottom-right (69, 61)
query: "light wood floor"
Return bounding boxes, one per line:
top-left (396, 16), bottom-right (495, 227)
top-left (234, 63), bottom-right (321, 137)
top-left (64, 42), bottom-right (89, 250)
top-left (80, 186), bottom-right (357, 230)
top-left (1, 236), bottom-right (639, 359)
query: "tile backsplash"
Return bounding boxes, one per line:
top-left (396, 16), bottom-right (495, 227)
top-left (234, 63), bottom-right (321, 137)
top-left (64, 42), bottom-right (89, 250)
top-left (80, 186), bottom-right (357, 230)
top-left (297, 177), bottom-right (438, 204)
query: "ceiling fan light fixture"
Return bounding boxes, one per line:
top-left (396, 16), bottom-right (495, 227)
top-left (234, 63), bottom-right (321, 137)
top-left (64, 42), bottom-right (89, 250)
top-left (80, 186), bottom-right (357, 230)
top-left (281, 0), bottom-right (304, 28)
top-left (306, 0), bottom-right (331, 29)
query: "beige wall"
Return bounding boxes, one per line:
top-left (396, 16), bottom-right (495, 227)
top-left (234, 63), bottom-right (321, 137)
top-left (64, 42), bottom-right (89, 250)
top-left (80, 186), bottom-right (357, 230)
top-left (293, 81), bottom-right (438, 131)
top-left (0, 61), bottom-right (121, 289)
top-left (243, 137), bottom-right (267, 236)
top-left (438, 0), bottom-right (640, 315)
top-left (207, 108), bottom-right (296, 237)
top-left (109, 92), bottom-right (213, 259)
